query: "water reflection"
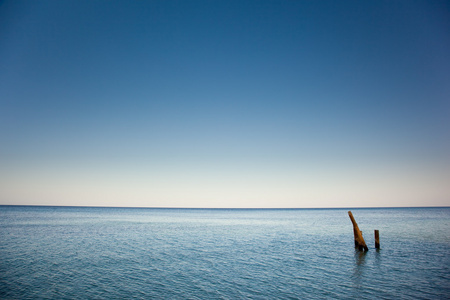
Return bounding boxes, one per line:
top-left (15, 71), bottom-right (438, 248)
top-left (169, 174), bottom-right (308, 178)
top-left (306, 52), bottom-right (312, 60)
top-left (374, 248), bottom-right (381, 260)
top-left (352, 250), bottom-right (367, 289)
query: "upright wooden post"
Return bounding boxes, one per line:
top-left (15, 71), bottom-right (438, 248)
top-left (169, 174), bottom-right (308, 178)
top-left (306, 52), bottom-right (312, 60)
top-left (374, 230), bottom-right (380, 249)
top-left (348, 211), bottom-right (368, 251)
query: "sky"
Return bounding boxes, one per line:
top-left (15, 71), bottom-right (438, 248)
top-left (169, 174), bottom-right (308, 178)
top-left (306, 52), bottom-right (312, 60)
top-left (0, 0), bottom-right (449, 208)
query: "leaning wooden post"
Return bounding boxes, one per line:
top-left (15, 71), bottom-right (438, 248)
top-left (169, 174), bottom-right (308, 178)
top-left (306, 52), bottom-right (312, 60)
top-left (374, 230), bottom-right (380, 249)
top-left (348, 211), bottom-right (368, 251)
top-left (353, 227), bottom-right (359, 247)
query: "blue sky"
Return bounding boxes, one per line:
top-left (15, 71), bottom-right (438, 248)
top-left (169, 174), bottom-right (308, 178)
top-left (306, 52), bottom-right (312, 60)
top-left (1, 0), bottom-right (449, 208)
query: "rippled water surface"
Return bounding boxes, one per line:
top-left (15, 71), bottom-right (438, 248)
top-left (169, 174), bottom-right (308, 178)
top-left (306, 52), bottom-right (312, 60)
top-left (1, 206), bottom-right (449, 299)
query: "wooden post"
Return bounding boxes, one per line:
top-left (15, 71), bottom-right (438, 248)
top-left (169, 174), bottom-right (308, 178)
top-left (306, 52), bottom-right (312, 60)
top-left (353, 227), bottom-right (359, 247)
top-left (374, 230), bottom-right (380, 249)
top-left (348, 211), bottom-right (368, 251)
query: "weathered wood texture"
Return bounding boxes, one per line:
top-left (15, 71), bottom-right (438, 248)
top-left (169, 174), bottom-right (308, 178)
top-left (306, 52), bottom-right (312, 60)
top-left (348, 211), bottom-right (369, 251)
top-left (374, 229), bottom-right (380, 249)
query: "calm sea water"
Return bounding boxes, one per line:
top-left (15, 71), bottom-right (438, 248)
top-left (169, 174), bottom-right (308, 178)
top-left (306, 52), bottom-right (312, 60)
top-left (0, 206), bottom-right (449, 299)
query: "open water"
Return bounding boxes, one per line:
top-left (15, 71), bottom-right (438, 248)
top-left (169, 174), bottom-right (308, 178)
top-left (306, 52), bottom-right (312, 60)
top-left (0, 206), bottom-right (449, 299)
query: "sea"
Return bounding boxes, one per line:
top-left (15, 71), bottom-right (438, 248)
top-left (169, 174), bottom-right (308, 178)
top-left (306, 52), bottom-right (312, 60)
top-left (0, 206), bottom-right (449, 299)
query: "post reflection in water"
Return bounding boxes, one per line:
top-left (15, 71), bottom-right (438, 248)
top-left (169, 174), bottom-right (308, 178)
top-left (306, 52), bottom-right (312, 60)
top-left (350, 248), bottom-right (385, 298)
top-left (352, 250), bottom-right (367, 289)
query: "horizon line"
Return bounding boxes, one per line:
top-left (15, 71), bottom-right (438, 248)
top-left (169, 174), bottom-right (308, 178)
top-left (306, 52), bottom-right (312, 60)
top-left (0, 204), bottom-right (448, 210)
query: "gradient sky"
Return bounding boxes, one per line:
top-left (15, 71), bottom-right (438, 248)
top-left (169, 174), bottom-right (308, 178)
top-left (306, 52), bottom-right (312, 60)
top-left (1, 0), bottom-right (449, 208)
